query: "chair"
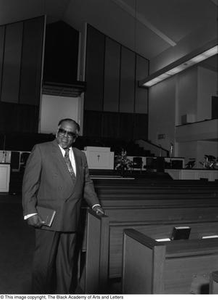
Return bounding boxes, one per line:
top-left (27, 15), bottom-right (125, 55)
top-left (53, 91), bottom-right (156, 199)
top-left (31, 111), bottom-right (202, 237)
top-left (132, 157), bottom-right (143, 172)
top-left (20, 152), bottom-right (30, 170)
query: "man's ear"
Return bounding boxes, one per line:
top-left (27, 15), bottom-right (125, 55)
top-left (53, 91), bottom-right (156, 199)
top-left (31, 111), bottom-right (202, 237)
top-left (55, 128), bottom-right (59, 138)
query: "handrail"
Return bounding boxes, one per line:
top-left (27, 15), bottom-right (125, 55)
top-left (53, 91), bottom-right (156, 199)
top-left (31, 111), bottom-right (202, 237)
top-left (135, 139), bottom-right (169, 157)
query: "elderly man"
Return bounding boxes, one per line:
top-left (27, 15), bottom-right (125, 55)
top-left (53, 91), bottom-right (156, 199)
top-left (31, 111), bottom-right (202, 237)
top-left (22, 118), bottom-right (104, 294)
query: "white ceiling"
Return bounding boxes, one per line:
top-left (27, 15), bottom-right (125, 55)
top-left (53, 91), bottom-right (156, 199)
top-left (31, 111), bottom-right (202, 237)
top-left (0, 0), bottom-right (217, 71)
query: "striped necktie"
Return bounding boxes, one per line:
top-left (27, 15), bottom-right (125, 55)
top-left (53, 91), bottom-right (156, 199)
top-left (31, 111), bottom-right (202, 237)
top-left (64, 148), bottom-right (76, 178)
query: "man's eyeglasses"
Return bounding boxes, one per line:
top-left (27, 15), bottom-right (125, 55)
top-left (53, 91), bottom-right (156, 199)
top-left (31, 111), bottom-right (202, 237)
top-left (58, 128), bottom-right (78, 139)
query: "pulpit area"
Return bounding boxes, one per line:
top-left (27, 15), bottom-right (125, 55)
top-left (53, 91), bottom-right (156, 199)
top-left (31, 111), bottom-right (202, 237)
top-left (0, 163), bottom-right (10, 192)
top-left (83, 146), bottom-right (114, 170)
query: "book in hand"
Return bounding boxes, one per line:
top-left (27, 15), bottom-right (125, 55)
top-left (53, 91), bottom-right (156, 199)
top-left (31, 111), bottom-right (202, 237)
top-left (171, 226), bottom-right (191, 240)
top-left (37, 206), bottom-right (56, 227)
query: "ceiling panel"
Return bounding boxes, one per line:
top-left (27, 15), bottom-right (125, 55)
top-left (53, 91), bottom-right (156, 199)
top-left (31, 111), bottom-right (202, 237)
top-left (0, 0), bottom-right (217, 62)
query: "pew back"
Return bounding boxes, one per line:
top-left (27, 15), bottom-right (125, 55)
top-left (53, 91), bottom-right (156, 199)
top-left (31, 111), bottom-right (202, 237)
top-left (106, 207), bottom-right (218, 278)
top-left (122, 229), bottom-right (218, 294)
top-left (80, 179), bottom-right (218, 293)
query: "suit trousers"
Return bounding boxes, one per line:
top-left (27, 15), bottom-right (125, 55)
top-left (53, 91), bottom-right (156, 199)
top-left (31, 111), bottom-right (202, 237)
top-left (32, 229), bottom-right (77, 294)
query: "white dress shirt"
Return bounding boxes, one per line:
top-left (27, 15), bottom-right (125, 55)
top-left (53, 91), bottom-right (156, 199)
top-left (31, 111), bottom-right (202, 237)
top-left (59, 145), bottom-right (76, 175)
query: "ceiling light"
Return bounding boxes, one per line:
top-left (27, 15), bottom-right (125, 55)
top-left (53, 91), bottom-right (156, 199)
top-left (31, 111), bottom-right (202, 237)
top-left (140, 44), bottom-right (218, 88)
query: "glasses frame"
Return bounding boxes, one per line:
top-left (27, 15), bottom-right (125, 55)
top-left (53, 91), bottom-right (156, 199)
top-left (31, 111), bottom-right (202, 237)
top-left (58, 128), bottom-right (78, 139)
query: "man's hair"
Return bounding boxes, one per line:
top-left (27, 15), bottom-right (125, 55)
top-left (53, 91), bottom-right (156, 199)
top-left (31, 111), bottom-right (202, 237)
top-left (58, 118), bottom-right (80, 132)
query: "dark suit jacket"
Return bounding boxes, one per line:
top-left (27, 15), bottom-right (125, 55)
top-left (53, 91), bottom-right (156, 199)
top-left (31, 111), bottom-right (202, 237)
top-left (22, 139), bottom-right (100, 232)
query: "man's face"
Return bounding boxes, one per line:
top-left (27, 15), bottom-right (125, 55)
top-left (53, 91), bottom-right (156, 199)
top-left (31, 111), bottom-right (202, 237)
top-left (56, 121), bottom-right (78, 149)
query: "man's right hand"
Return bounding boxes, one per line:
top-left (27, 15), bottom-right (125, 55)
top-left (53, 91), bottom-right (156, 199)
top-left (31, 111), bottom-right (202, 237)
top-left (27, 214), bottom-right (45, 228)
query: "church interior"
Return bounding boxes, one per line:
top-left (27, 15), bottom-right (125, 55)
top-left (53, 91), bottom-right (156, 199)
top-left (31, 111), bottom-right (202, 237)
top-left (0, 0), bottom-right (218, 295)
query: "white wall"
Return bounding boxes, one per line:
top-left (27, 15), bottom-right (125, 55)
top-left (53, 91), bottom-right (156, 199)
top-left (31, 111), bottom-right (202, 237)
top-left (148, 63), bottom-right (218, 165)
top-left (148, 76), bottom-right (176, 153)
top-left (197, 67), bottom-right (217, 121)
top-left (39, 94), bottom-right (82, 134)
top-left (177, 67), bottom-right (198, 125)
top-left (177, 141), bottom-right (197, 166)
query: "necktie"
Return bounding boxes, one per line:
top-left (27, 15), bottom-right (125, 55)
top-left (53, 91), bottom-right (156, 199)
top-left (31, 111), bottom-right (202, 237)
top-left (64, 148), bottom-right (76, 179)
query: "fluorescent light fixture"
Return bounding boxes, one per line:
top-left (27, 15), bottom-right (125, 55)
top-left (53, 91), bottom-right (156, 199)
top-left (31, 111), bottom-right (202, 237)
top-left (140, 43), bottom-right (218, 88)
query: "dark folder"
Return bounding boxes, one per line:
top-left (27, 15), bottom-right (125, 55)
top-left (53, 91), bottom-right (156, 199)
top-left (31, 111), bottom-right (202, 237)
top-left (37, 206), bottom-right (56, 227)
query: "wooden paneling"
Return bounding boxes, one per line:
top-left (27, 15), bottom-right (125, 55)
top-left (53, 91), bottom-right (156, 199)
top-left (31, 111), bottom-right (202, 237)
top-left (123, 229), bottom-right (218, 294)
top-left (135, 55), bottom-right (149, 113)
top-left (133, 113), bottom-right (148, 140)
top-left (4, 132), bottom-right (54, 151)
top-left (103, 38), bottom-right (120, 112)
top-left (119, 113), bottom-right (134, 141)
top-left (84, 211), bottom-right (109, 293)
top-left (19, 17), bottom-right (45, 105)
top-left (212, 96), bottom-right (218, 119)
top-left (102, 112), bottom-right (120, 138)
top-left (43, 21), bottom-right (79, 84)
top-left (84, 110), bottom-right (148, 140)
top-left (83, 110), bottom-right (102, 137)
top-left (83, 188), bottom-right (218, 293)
top-left (0, 102), bottom-right (39, 133)
top-left (85, 25), bottom-right (105, 111)
top-left (1, 22), bottom-right (23, 103)
top-left (0, 26), bottom-right (5, 94)
top-left (84, 25), bottom-right (149, 140)
top-left (210, 271), bottom-right (218, 293)
top-left (119, 47), bottom-right (135, 113)
top-left (122, 232), bottom-right (162, 294)
top-left (0, 16), bottom-right (45, 133)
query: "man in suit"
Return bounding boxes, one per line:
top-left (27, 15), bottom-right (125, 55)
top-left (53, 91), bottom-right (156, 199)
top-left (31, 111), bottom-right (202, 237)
top-left (22, 118), bottom-right (104, 294)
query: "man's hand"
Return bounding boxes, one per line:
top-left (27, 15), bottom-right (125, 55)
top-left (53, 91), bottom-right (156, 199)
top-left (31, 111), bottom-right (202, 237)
top-left (27, 214), bottom-right (45, 228)
top-left (92, 205), bottom-right (105, 216)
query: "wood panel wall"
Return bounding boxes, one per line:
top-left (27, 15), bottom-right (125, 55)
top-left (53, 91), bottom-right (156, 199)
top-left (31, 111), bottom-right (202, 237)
top-left (103, 38), bottom-right (120, 112)
top-left (84, 25), bottom-right (149, 141)
top-left (0, 16), bottom-right (45, 133)
top-left (85, 27), bottom-right (105, 111)
top-left (43, 21), bottom-right (79, 84)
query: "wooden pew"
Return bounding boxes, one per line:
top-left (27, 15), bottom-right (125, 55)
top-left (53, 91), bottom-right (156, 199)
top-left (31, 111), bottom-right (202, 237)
top-left (96, 184), bottom-right (218, 207)
top-left (122, 228), bottom-right (218, 294)
top-left (93, 178), bottom-right (218, 187)
top-left (104, 204), bottom-right (218, 279)
top-left (97, 189), bottom-right (218, 197)
top-left (93, 178), bottom-right (218, 190)
top-left (79, 198), bottom-right (218, 293)
top-left (78, 179), bottom-right (218, 293)
top-left (99, 194), bottom-right (218, 208)
top-left (210, 270), bottom-right (218, 294)
top-left (94, 179), bottom-right (218, 198)
top-left (78, 210), bottom-right (109, 294)
top-left (94, 182), bottom-right (218, 190)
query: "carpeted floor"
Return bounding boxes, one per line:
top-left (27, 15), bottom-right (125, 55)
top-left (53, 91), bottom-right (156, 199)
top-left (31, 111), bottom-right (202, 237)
top-left (0, 194), bottom-right (34, 294)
